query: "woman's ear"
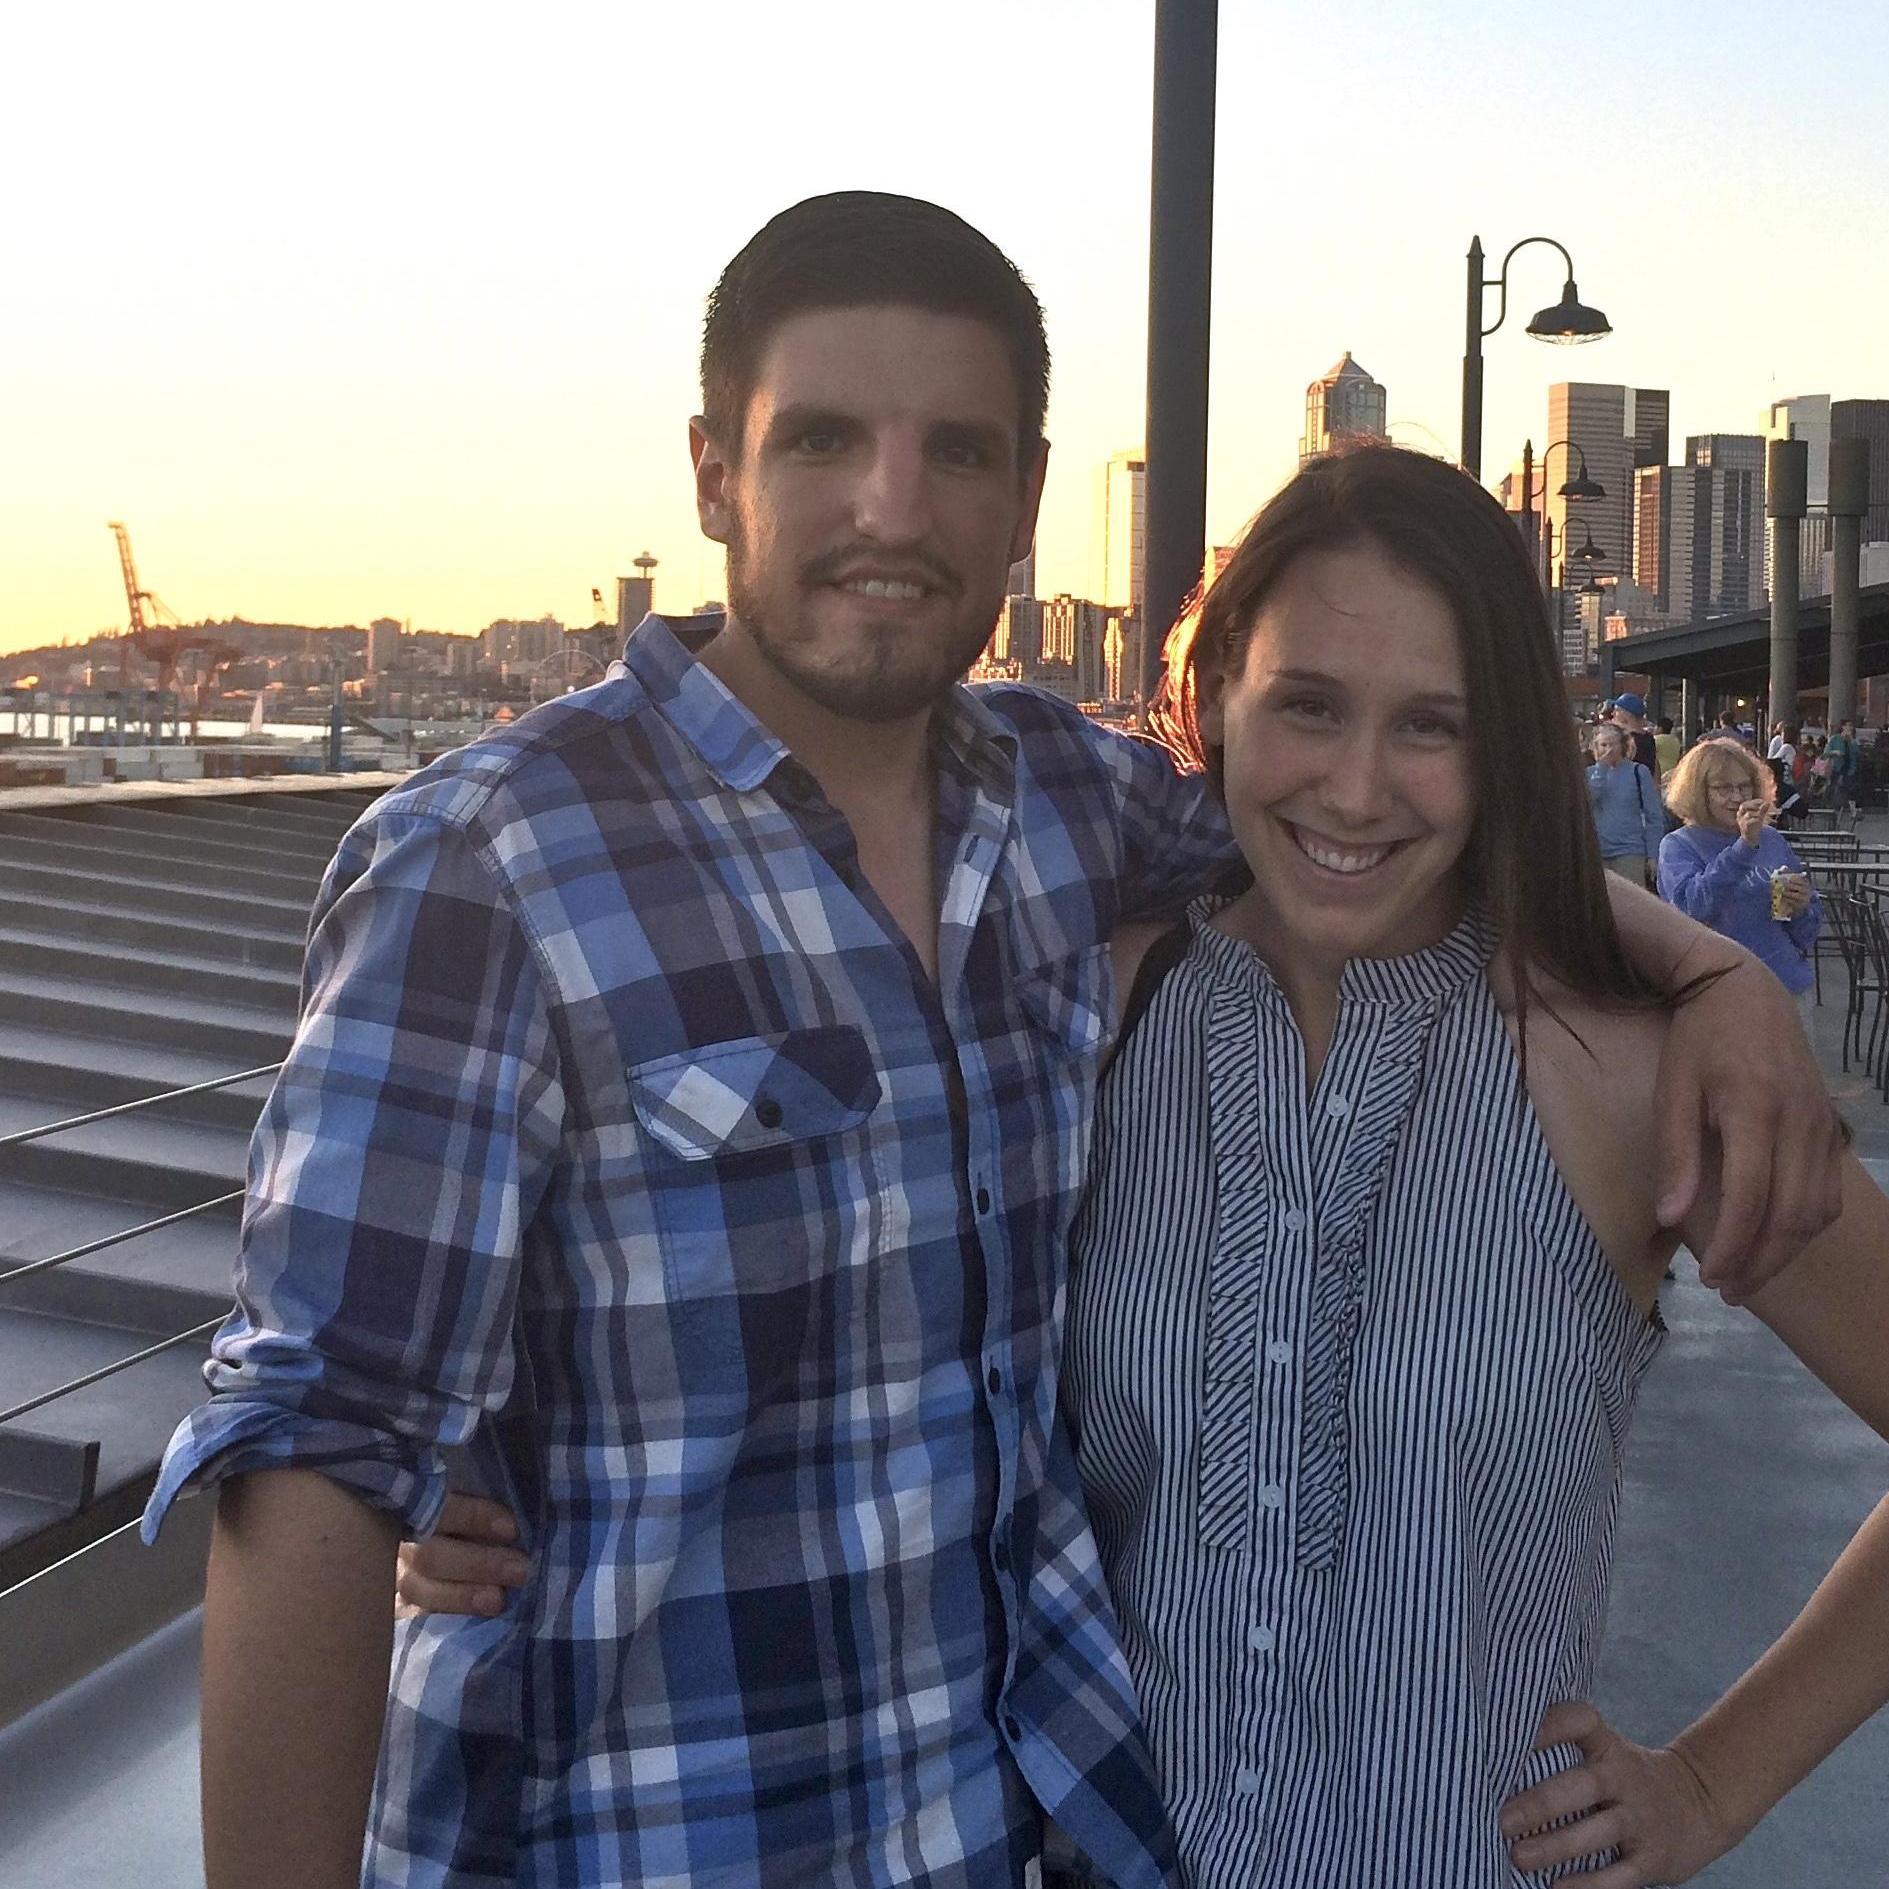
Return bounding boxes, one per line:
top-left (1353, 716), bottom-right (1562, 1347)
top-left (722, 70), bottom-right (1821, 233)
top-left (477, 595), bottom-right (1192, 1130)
top-left (1196, 664), bottom-right (1225, 747)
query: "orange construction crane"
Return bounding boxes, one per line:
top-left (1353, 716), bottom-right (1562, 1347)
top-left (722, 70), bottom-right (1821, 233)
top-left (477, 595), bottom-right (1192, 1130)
top-left (107, 522), bottom-right (242, 723)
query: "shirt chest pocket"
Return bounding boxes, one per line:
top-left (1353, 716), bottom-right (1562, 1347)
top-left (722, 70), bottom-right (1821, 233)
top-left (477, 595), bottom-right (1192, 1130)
top-left (627, 1025), bottom-right (883, 1359)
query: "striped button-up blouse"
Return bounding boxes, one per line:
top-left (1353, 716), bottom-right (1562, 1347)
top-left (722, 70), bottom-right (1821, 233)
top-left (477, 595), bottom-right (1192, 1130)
top-left (1060, 901), bottom-right (1664, 1887)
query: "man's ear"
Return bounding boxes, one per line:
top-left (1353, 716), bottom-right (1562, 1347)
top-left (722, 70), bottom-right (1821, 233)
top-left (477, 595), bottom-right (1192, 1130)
top-left (690, 416), bottom-right (734, 547)
top-left (1009, 436), bottom-right (1051, 568)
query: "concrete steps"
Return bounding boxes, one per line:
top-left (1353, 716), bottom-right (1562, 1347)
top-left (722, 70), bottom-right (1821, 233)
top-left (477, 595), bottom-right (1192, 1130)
top-left (0, 820), bottom-right (327, 899)
top-left (0, 781), bottom-right (389, 1585)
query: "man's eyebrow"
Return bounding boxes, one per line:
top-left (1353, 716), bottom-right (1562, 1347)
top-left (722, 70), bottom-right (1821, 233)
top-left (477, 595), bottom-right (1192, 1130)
top-left (761, 403), bottom-right (857, 444)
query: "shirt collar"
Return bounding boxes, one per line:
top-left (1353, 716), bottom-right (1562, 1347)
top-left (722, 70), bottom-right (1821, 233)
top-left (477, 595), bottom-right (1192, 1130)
top-left (621, 609), bottom-right (1018, 800)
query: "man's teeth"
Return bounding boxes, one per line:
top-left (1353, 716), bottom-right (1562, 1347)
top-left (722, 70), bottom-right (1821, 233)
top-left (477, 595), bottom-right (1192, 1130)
top-left (839, 577), bottom-right (926, 600)
top-left (1292, 826), bottom-right (1393, 875)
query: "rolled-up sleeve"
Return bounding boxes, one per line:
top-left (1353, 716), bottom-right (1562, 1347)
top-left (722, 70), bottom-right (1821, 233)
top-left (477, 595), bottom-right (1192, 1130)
top-left (142, 807), bottom-right (564, 1544)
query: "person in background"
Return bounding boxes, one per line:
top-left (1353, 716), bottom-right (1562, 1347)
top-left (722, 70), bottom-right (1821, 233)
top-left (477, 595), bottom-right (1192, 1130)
top-left (1660, 738), bottom-right (1821, 1028)
top-left (1588, 722), bottom-right (1664, 886)
top-left (1766, 722), bottom-right (1807, 824)
top-left (1825, 718), bottom-right (1860, 813)
top-left (1612, 692), bottom-right (1661, 778)
top-left (1654, 716), bottom-right (1684, 779)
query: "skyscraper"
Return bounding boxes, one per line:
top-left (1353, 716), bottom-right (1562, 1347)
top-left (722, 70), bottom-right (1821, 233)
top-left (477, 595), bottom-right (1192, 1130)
top-left (1102, 453), bottom-right (1146, 613)
top-left (1763, 396), bottom-right (1835, 592)
top-left (1299, 353), bottom-right (1388, 463)
top-left (1635, 459), bottom-right (1768, 623)
top-left (1832, 399), bottom-right (1889, 544)
top-left (1764, 396), bottom-right (1833, 508)
top-left (1546, 384), bottom-right (1670, 600)
top-left (1683, 435), bottom-right (1768, 612)
top-left (1007, 546), bottom-right (1037, 598)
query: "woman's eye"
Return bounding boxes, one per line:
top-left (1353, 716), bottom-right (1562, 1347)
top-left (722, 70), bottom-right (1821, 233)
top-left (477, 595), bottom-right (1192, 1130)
top-left (1280, 696), bottom-right (1333, 720)
top-left (1405, 715), bottom-right (1461, 740)
top-left (799, 431), bottom-right (843, 455)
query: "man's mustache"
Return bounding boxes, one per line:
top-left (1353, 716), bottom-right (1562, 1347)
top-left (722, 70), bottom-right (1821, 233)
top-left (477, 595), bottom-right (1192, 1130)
top-left (799, 546), bottom-right (963, 597)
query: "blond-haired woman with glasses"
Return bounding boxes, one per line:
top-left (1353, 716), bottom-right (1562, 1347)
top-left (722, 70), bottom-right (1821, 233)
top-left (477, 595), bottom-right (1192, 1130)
top-left (1660, 738), bottom-right (1820, 1017)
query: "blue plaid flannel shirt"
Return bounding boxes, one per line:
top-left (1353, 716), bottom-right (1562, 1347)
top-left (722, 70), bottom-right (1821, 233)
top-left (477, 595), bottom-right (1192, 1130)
top-left (145, 614), bottom-right (1234, 1889)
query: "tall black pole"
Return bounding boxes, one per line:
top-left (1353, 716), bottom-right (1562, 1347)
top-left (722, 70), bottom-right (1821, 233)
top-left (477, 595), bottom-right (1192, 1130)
top-left (1140, 0), bottom-right (1218, 707)
top-left (1462, 236), bottom-right (1485, 479)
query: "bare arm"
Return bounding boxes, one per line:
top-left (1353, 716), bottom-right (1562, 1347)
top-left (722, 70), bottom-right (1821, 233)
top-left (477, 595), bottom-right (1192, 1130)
top-left (1504, 1152), bottom-right (1889, 1882)
top-left (1601, 871), bottom-right (1844, 1297)
top-left (202, 1470), bottom-right (402, 1889)
top-left (1675, 1152), bottom-right (1889, 1830)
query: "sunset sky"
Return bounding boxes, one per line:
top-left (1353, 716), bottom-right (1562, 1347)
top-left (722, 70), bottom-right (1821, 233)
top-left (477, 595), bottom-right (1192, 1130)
top-left (6, 0), bottom-right (1887, 657)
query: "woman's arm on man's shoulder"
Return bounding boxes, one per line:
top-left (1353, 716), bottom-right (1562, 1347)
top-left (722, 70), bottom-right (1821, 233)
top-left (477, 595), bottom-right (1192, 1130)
top-left (1601, 874), bottom-right (1844, 1297)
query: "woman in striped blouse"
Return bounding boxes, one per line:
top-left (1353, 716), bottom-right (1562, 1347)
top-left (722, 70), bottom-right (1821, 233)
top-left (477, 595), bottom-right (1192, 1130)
top-left (1058, 442), bottom-right (1889, 1886)
top-left (403, 446), bottom-right (1889, 1886)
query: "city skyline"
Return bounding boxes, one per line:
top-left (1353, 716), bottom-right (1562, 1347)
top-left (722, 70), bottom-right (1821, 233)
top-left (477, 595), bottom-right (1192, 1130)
top-left (7, 0), bottom-right (1888, 658)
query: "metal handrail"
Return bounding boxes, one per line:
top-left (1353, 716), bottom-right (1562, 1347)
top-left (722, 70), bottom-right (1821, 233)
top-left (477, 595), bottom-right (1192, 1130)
top-left (0, 1189), bottom-right (244, 1292)
top-left (0, 1314), bottom-right (226, 1428)
top-left (0, 1063), bottom-right (281, 1154)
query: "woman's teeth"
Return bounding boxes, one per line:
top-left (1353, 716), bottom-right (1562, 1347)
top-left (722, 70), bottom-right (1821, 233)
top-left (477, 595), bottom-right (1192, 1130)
top-left (1290, 824), bottom-right (1394, 875)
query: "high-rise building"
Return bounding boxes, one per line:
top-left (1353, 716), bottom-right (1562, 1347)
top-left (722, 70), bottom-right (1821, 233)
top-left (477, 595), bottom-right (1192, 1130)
top-left (1629, 391), bottom-right (1670, 473)
top-left (482, 616), bottom-right (563, 668)
top-left (1764, 396), bottom-right (1834, 595)
top-left (1634, 461), bottom-right (1765, 623)
top-left (1102, 453), bottom-right (1146, 613)
top-left (1764, 395), bottom-right (1833, 508)
top-left (1546, 384), bottom-right (1670, 603)
top-left (1007, 547), bottom-right (1037, 597)
top-left (615, 576), bottom-right (654, 636)
top-left (367, 617), bottom-right (403, 673)
top-left (1832, 399), bottom-right (1889, 544)
top-left (1041, 594), bottom-right (1107, 679)
top-left (1299, 353), bottom-right (1388, 463)
top-left (989, 593), bottom-right (1042, 667)
top-left (1683, 435), bottom-right (1768, 612)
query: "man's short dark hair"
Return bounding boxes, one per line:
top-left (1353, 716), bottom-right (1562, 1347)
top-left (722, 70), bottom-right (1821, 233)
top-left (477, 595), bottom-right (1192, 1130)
top-left (1657, 717), bottom-right (1673, 733)
top-left (701, 191), bottom-right (1050, 465)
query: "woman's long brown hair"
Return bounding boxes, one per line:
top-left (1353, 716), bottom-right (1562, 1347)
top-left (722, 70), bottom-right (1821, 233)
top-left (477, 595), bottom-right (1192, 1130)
top-left (1149, 440), bottom-right (1669, 1018)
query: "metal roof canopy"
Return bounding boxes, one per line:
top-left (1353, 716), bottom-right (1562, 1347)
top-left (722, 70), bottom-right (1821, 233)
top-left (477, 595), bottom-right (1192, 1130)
top-left (1601, 582), bottom-right (1889, 700)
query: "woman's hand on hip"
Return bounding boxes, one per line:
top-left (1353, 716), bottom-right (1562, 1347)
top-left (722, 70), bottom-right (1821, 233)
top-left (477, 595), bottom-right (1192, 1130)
top-left (1499, 1702), bottom-right (1740, 1886)
top-left (395, 1491), bottom-right (531, 1619)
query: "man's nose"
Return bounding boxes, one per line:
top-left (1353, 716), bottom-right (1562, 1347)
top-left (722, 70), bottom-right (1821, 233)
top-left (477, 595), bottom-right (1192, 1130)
top-left (851, 438), bottom-right (933, 543)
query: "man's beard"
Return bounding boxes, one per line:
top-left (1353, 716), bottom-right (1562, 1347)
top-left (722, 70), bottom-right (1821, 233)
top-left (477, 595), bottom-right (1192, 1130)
top-left (724, 524), bottom-right (999, 724)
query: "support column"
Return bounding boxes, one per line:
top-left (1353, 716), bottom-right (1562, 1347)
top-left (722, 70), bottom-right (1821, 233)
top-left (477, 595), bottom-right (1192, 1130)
top-left (1140, 0), bottom-right (1218, 706)
top-left (1767, 438), bottom-right (1808, 728)
top-left (1829, 436), bottom-right (1871, 731)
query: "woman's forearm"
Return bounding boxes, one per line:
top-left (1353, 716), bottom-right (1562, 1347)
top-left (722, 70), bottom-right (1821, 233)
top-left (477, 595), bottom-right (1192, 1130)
top-left (1670, 1491), bottom-right (1889, 1845)
top-left (201, 1469), bottom-right (402, 1889)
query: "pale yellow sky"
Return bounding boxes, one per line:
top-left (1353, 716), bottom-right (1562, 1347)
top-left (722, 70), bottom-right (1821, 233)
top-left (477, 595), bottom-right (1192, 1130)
top-left (6, 0), bottom-right (1887, 657)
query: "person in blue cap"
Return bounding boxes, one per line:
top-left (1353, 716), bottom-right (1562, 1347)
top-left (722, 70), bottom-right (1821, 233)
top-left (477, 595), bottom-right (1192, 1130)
top-left (1611, 692), bottom-right (1662, 779)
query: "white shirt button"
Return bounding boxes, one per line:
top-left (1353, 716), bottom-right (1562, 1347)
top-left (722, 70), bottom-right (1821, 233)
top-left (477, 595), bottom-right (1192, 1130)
top-left (1248, 1623), bottom-right (1275, 1653)
top-left (1282, 1208), bottom-right (1307, 1233)
top-left (1266, 1339), bottom-right (1292, 1366)
top-left (1258, 1483), bottom-right (1285, 1511)
top-left (1326, 1092), bottom-right (1351, 1119)
top-left (1234, 1766), bottom-right (1262, 1796)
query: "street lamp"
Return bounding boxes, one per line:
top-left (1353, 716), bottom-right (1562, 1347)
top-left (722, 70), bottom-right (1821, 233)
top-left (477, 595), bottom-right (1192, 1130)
top-left (1513, 437), bottom-right (1607, 593)
top-left (1461, 236), bottom-right (1612, 480)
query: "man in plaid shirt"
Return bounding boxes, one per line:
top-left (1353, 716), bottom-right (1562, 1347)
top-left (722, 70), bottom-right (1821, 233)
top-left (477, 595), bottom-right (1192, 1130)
top-left (147, 193), bottom-right (1841, 1889)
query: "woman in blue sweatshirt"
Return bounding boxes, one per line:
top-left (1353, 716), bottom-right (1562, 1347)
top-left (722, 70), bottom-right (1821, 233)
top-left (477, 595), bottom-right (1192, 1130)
top-left (1659, 737), bottom-right (1821, 1004)
top-left (1586, 723), bottom-right (1664, 885)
